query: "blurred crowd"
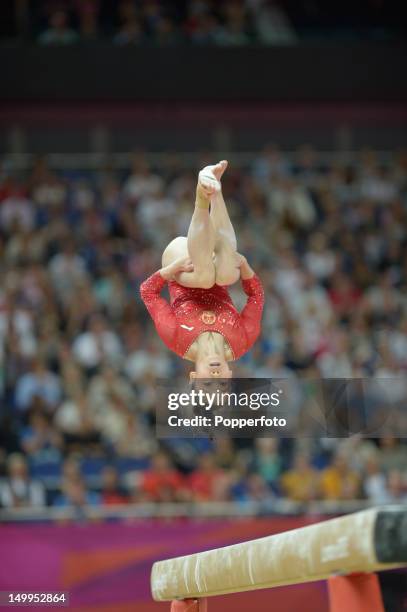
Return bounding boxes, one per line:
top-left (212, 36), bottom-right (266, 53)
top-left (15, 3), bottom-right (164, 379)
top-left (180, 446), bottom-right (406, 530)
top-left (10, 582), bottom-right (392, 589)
top-left (0, 145), bottom-right (406, 512)
top-left (1, 0), bottom-right (404, 46)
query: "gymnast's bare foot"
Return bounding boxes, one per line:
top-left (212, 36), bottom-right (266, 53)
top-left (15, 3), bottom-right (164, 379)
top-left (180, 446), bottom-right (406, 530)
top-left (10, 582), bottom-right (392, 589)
top-left (197, 160), bottom-right (228, 199)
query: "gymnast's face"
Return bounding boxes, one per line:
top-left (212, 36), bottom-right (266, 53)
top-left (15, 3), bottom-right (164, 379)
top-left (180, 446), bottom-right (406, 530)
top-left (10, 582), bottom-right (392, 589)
top-left (190, 358), bottom-right (232, 380)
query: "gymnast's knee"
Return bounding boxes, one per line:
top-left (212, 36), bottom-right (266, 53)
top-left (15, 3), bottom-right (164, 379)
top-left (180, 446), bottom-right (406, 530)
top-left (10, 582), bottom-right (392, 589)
top-left (215, 267), bottom-right (240, 287)
top-left (196, 267), bottom-right (216, 289)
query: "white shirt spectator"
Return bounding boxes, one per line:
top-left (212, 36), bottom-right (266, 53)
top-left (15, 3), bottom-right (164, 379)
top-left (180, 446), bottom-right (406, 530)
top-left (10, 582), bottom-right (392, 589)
top-left (0, 299), bottom-right (36, 358)
top-left (374, 367), bottom-right (407, 404)
top-left (364, 471), bottom-right (390, 504)
top-left (15, 368), bottom-right (61, 412)
top-left (251, 2), bottom-right (297, 45)
top-left (0, 454), bottom-right (46, 508)
top-left (123, 171), bottom-right (164, 202)
top-left (269, 180), bottom-right (316, 227)
top-left (305, 250), bottom-right (336, 281)
top-left (0, 477), bottom-right (45, 508)
top-left (289, 283), bottom-right (333, 326)
top-left (72, 329), bottom-right (122, 369)
top-left (55, 399), bottom-right (81, 433)
top-left (0, 195), bottom-right (35, 231)
top-left (273, 260), bottom-right (303, 305)
top-left (387, 326), bottom-right (407, 364)
top-left (48, 250), bottom-right (88, 298)
top-left (125, 348), bottom-right (172, 382)
top-left (360, 172), bottom-right (398, 203)
top-left (33, 179), bottom-right (66, 208)
top-left (137, 192), bottom-right (176, 229)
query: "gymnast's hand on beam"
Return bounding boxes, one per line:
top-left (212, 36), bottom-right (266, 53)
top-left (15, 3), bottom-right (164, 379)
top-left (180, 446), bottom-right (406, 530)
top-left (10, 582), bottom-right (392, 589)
top-left (159, 256), bottom-right (194, 281)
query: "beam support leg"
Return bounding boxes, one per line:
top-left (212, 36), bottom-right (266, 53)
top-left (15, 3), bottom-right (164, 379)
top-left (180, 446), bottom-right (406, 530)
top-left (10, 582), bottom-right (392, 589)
top-left (328, 573), bottom-right (385, 612)
top-left (171, 599), bottom-right (208, 612)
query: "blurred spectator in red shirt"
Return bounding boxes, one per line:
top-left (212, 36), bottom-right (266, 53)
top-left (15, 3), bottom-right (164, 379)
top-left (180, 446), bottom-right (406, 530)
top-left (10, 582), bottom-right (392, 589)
top-left (188, 452), bottom-right (227, 501)
top-left (0, 181), bottom-right (35, 232)
top-left (328, 272), bottom-right (362, 318)
top-left (141, 452), bottom-right (186, 502)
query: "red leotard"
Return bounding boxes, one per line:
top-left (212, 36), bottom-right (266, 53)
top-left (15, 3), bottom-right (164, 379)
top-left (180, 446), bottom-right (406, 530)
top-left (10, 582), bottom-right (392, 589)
top-left (140, 271), bottom-right (264, 360)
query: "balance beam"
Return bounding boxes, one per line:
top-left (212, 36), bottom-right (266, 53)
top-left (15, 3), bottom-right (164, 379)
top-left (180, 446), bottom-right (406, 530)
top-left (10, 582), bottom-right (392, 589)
top-left (151, 506), bottom-right (407, 601)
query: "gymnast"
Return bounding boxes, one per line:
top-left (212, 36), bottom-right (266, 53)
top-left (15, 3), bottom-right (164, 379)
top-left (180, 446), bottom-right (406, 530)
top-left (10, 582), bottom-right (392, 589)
top-left (140, 160), bottom-right (264, 380)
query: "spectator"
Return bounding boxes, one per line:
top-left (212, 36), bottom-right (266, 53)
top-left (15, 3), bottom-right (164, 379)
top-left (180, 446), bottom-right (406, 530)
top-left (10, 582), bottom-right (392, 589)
top-left (363, 456), bottom-right (390, 504)
top-left (216, 2), bottom-right (251, 46)
top-left (14, 358), bottom-right (61, 413)
top-left (72, 314), bottom-right (123, 371)
top-left (0, 181), bottom-right (35, 232)
top-left (141, 452), bottom-right (186, 502)
top-left (93, 267), bottom-right (128, 321)
top-left (114, 16), bottom-right (144, 45)
top-left (251, 439), bottom-right (282, 491)
top-left (188, 13), bottom-right (220, 45)
top-left (281, 453), bottom-right (319, 502)
top-left (385, 469), bottom-right (407, 504)
top-left (0, 289), bottom-right (37, 361)
top-left (317, 328), bottom-right (353, 377)
top-left (20, 408), bottom-right (63, 460)
top-left (125, 339), bottom-right (172, 382)
top-left (53, 476), bottom-right (100, 508)
top-left (268, 177), bottom-right (316, 228)
top-left (0, 146), bottom-right (405, 511)
top-left (54, 392), bottom-right (102, 452)
top-left (0, 1), bottom-right (404, 47)
top-left (251, 1), bottom-right (297, 45)
top-left (0, 453), bottom-right (45, 508)
top-left (188, 452), bottom-right (227, 501)
top-left (38, 11), bottom-right (79, 45)
top-left (87, 365), bottom-right (134, 418)
top-left (48, 239), bottom-right (88, 301)
top-left (123, 157), bottom-right (164, 203)
top-left (379, 437), bottom-right (407, 474)
top-left (100, 466), bottom-right (129, 505)
top-left (304, 233), bottom-right (336, 282)
top-left (320, 452), bottom-right (361, 500)
top-left (328, 273), bottom-right (362, 319)
top-left (153, 17), bottom-right (181, 46)
top-left (75, 0), bottom-right (100, 42)
top-left (235, 472), bottom-right (275, 507)
top-left (113, 411), bottom-right (156, 457)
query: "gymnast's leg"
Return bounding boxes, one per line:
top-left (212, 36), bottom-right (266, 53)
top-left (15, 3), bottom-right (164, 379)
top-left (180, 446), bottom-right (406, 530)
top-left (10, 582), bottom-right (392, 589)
top-left (161, 171), bottom-right (217, 289)
top-left (209, 161), bottom-right (240, 286)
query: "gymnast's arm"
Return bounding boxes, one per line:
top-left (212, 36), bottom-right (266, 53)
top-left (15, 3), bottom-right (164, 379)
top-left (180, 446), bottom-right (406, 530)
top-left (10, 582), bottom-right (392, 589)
top-left (139, 257), bottom-right (193, 346)
top-left (238, 255), bottom-right (265, 344)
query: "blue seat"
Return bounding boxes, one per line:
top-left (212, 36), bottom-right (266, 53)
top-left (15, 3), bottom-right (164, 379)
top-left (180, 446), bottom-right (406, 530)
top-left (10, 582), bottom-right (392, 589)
top-left (30, 460), bottom-right (62, 479)
top-left (115, 457), bottom-right (150, 474)
top-left (80, 457), bottom-right (107, 477)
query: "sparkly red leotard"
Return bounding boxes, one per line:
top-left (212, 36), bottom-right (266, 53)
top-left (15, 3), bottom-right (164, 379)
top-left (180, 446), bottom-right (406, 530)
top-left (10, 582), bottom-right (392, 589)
top-left (140, 272), bottom-right (264, 360)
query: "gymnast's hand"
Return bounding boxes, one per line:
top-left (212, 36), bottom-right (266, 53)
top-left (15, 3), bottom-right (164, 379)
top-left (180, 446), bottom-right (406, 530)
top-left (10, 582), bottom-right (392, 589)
top-left (159, 256), bottom-right (194, 281)
top-left (236, 253), bottom-right (255, 280)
